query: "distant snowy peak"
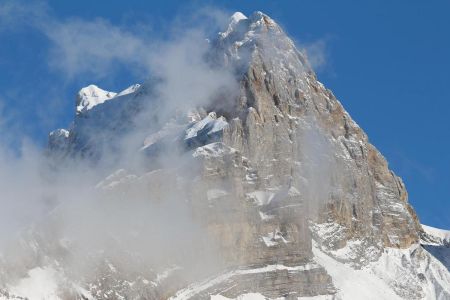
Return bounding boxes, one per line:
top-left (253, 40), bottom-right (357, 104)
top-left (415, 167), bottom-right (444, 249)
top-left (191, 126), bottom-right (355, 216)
top-left (184, 112), bottom-right (228, 147)
top-left (116, 84), bottom-right (141, 97)
top-left (48, 128), bottom-right (69, 152)
top-left (76, 85), bottom-right (117, 114)
top-left (75, 84), bottom-right (141, 114)
top-left (220, 11), bottom-right (280, 35)
top-left (422, 224), bottom-right (450, 246)
top-left (219, 11), bottom-right (281, 40)
top-left (231, 11), bottom-right (247, 23)
top-left (216, 11), bottom-right (311, 77)
top-left (420, 224), bottom-right (450, 282)
top-left (49, 128), bottom-right (69, 139)
top-left (220, 12), bottom-right (248, 38)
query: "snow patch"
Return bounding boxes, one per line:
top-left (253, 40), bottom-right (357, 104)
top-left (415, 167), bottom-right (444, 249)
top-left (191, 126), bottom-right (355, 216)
top-left (49, 128), bottom-right (69, 139)
top-left (116, 84), bottom-right (140, 97)
top-left (288, 186), bottom-right (301, 197)
top-left (9, 267), bottom-right (61, 300)
top-left (76, 84), bottom-right (140, 114)
top-left (211, 294), bottom-right (334, 300)
top-left (211, 293), bottom-right (267, 300)
top-left (261, 230), bottom-right (288, 247)
top-left (193, 142), bottom-right (237, 158)
top-left (422, 224), bottom-right (450, 245)
top-left (95, 169), bottom-right (138, 190)
top-left (154, 266), bottom-right (181, 285)
top-left (220, 12), bottom-right (248, 39)
top-left (184, 112), bottom-right (228, 145)
top-left (246, 191), bottom-right (275, 206)
top-left (141, 121), bottom-right (185, 150)
top-left (76, 84), bottom-right (117, 114)
top-left (259, 211), bottom-right (274, 221)
top-left (171, 263), bottom-right (320, 300)
top-left (313, 243), bottom-right (403, 300)
top-left (231, 12), bottom-right (248, 23)
top-left (313, 239), bottom-right (450, 300)
top-left (207, 189), bottom-right (229, 201)
top-left (310, 222), bottom-right (347, 248)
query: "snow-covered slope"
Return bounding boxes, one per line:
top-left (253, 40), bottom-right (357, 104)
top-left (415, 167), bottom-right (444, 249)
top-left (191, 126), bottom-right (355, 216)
top-left (314, 240), bottom-right (450, 299)
top-left (422, 225), bottom-right (450, 246)
top-left (167, 238), bottom-right (450, 300)
top-left (75, 84), bottom-right (141, 115)
top-left (76, 85), bottom-right (117, 114)
top-left (421, 224), bottom-right (450, 278)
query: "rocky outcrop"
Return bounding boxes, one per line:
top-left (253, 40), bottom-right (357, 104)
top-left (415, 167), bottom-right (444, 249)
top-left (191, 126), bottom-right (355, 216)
top-left (214, 11), bottom-right (420, 260)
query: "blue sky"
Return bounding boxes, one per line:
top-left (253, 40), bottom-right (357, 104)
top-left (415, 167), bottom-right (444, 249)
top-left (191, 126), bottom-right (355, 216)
top-left (0, 0), bottom-right (449, 229)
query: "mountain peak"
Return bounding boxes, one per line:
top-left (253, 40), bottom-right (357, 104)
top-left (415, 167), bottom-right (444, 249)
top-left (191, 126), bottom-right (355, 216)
top-left (215, 10), bottom-right (312, 81)
top-left (230, 11), bottom-right (247, 23)
top-left (36, 11), bottom-right (450, 299)
top-left (248, 11), bottom-right (277, 26)
top-left (220, 11), bottom-right (280, 38)
top-left (76, 84), bottom-right (117, 114)
top-left (75, 84), bottom-right (141, 115)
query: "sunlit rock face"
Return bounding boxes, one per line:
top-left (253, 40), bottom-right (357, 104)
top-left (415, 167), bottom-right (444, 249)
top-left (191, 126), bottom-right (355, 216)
top-left (2, 11), bottom-right (449, 300)
top-left (178, 11), bottom-right (423, 298)
top-left (212, 10), bottom-right (421, 258)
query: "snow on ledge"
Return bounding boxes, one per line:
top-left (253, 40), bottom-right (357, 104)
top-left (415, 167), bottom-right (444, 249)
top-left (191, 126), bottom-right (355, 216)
top-left (231, 12), bottom-right (248, 23)
top-left (193, 142), bottom-right (237, 158)
top-left (170, 263), bottom-right (320, 300)
top-left (422, 224), bottom-right (450, 243)
top-left (9, 267), bottom-right (61, 300)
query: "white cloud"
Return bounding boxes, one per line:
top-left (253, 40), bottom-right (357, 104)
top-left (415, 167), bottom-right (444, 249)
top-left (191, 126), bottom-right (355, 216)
top-left (0, 1), bottom-right (152, 79)
top-left (0, 1), bottom-right (46, 30)
top-left (0, 1), bottom-right (232, 81)
top-left (302, 39), bottom-right (329, 72)
top-left (43, 18), bottom-right (152, 79)
top-left (0, 3), bottom-right (336, 291)
top-left (0, 1), bottom-right (237, 286)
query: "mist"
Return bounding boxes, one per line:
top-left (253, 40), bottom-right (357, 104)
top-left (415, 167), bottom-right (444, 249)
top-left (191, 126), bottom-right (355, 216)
top-left (0, 3), bottom-right (242, 293)
top-left (0, 4), bottom-right (340, 299)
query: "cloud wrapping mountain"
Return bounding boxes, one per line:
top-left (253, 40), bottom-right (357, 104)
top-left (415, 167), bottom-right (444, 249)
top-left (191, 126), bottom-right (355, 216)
top-left (0, 6), bottom-right (448, 300)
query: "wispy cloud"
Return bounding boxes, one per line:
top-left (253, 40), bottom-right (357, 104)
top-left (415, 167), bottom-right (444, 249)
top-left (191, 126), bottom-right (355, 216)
top-left (0, 1), bottom-right (47, 30)
top-left (302, 39), bottom-right (329, 71)
top-left (392, 149), bottom-right (435, 183)
top-left (0, 1), bottom-right (151, 79)
top-left (0, 1), bottom-right (236, 153)
top-left (0, 1), bottom-right (238, 288)
top-left (0, 1), bottom-right (231, 81)
top-left (44, 18), bottom-right (151, 79)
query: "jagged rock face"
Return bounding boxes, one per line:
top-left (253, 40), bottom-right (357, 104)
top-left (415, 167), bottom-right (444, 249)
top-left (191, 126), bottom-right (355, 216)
top-left (48, 129), bottom-right (70, 154)
top-left (48, 83), bottom-right (151, 163)
top-left (214, 11), bottom-right (420, 256)
top-left (4, 10), bottom-right (449, 300)
top-left (171, 11), bottom-right (423, 297)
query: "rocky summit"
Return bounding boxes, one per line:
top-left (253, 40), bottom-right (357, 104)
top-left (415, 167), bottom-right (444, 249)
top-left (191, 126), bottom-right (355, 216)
top-left (2, 11), bottom-right (450, 300)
